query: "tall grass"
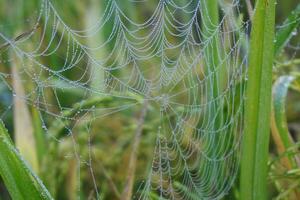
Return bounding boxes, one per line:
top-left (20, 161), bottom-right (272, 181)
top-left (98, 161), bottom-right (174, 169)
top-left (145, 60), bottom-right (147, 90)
top-left (240, 0), bottom-right (276, 199)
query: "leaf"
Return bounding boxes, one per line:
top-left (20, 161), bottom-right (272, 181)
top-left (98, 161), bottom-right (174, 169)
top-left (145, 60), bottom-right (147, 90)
top-left (0, 120), bottom-right (53, 200)
top-left (270, 76), bottom-right (300, 199)
top-left (84, 0), bottom-right (106, 92)
top-left (11, 52), bottom-right (39, 172)
top-left (240, 0), bottom-right (276, 199)
top-left (274, 4), bottom-right (300, 55)
top-left (271, 76), bottom-right (299, 167)
top-left (31, 108), bottom-right (47, 165)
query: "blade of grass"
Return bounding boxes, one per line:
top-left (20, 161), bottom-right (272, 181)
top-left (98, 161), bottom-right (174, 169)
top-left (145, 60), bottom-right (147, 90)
top-left (31, 108), bottom-right (47, 166)
top-left (201, 0), bottom-right (221, 98)
top-left (121, 99), bottom-right (149, 200)
top-left (0, 120), bottom-right (53, 200)
top-left (84, 0), bottom-right (106, 93)
top-left (274, 4), bottom-right (300, 55)
top-left (200, 0), bottom-right (222, 157)
top-left (240, 0), bottom-right (276, 199)
top-left (246, 0), bottom-right (254, 19)
top-left (271, 75), bottom-right (300, 199)
top-left (271, 75), bottom-right (300, 167)
top-left (11, 52), bottom-right (39, 172)
top-left (66, 159), bottom-right (79, 200)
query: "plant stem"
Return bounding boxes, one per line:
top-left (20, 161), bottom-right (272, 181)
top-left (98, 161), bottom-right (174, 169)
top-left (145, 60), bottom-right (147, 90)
top-left (11, 52), bottom-right (39, 172)
top-left (121, 99), bottom-right (149, 200)
top-left (84, 0), bottom-right (106, 93)
top-left (246, 0), bottom-right (254, 19)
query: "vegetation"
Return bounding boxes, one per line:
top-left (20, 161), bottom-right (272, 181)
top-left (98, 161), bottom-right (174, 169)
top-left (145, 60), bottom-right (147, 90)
top-left (240, 0), bottom-right (275, 199)
top-left (0, 0), bottom-right (299, 199)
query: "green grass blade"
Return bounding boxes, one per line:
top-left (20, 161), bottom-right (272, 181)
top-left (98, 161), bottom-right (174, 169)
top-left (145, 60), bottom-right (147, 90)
top-left (0, 120), bottom-right (53, 200)
top-left (240, 0), bottom-right (276, 200)
top-left (31, 107), bottom-right (47, 165)
top-left (11, 53), bottom-right (39, 172)
top-left (84, 0), bottom-right (106, 93)
top-left (201, 0), bottom-right (221, 101)
top-left (272, 75), bottom-right (299, 167)
top-left (272, 76), bottom-right (295, 149)
top-left (274, 4), bottom-right (300, 55)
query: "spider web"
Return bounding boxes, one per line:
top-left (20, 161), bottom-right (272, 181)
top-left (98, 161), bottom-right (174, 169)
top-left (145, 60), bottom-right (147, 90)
top-left (0, 0), bottom-right (249, 199)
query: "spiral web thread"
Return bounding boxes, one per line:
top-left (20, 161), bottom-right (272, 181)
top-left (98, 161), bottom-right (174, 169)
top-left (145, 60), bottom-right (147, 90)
top-left (0, 0), bottom-right (249, 199)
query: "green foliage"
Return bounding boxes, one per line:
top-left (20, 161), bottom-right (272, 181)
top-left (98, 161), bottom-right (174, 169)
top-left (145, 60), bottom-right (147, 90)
top-left (270, 75), bottom-right (300, 199)
top-left (0, 0), bottom-right (299, 199)
top-left (0, 120), bottom-right (53, 200)
top-left (240, 0), bottom-right (276, 199)
top-left (275, 4), bottom-right (300, 55)
top-left (272, 76), bottom-right (297, 156)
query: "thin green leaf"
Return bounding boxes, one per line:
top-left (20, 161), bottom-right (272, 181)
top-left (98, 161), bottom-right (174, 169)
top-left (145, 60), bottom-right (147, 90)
top-left (274, 4), bottom-right (300, 55)
top-left (0, 120), bottom-right (53, 200)
top-left (272, 75), bottom-right (299, 167)
top-left (11, 53), bottom-right (39, 172)
top-left (240, 0), bottom-right (276, 199)
top-left (31, 107), bottom-right (47, 165)
top-left (84, 0), bottom-right (106, 92)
